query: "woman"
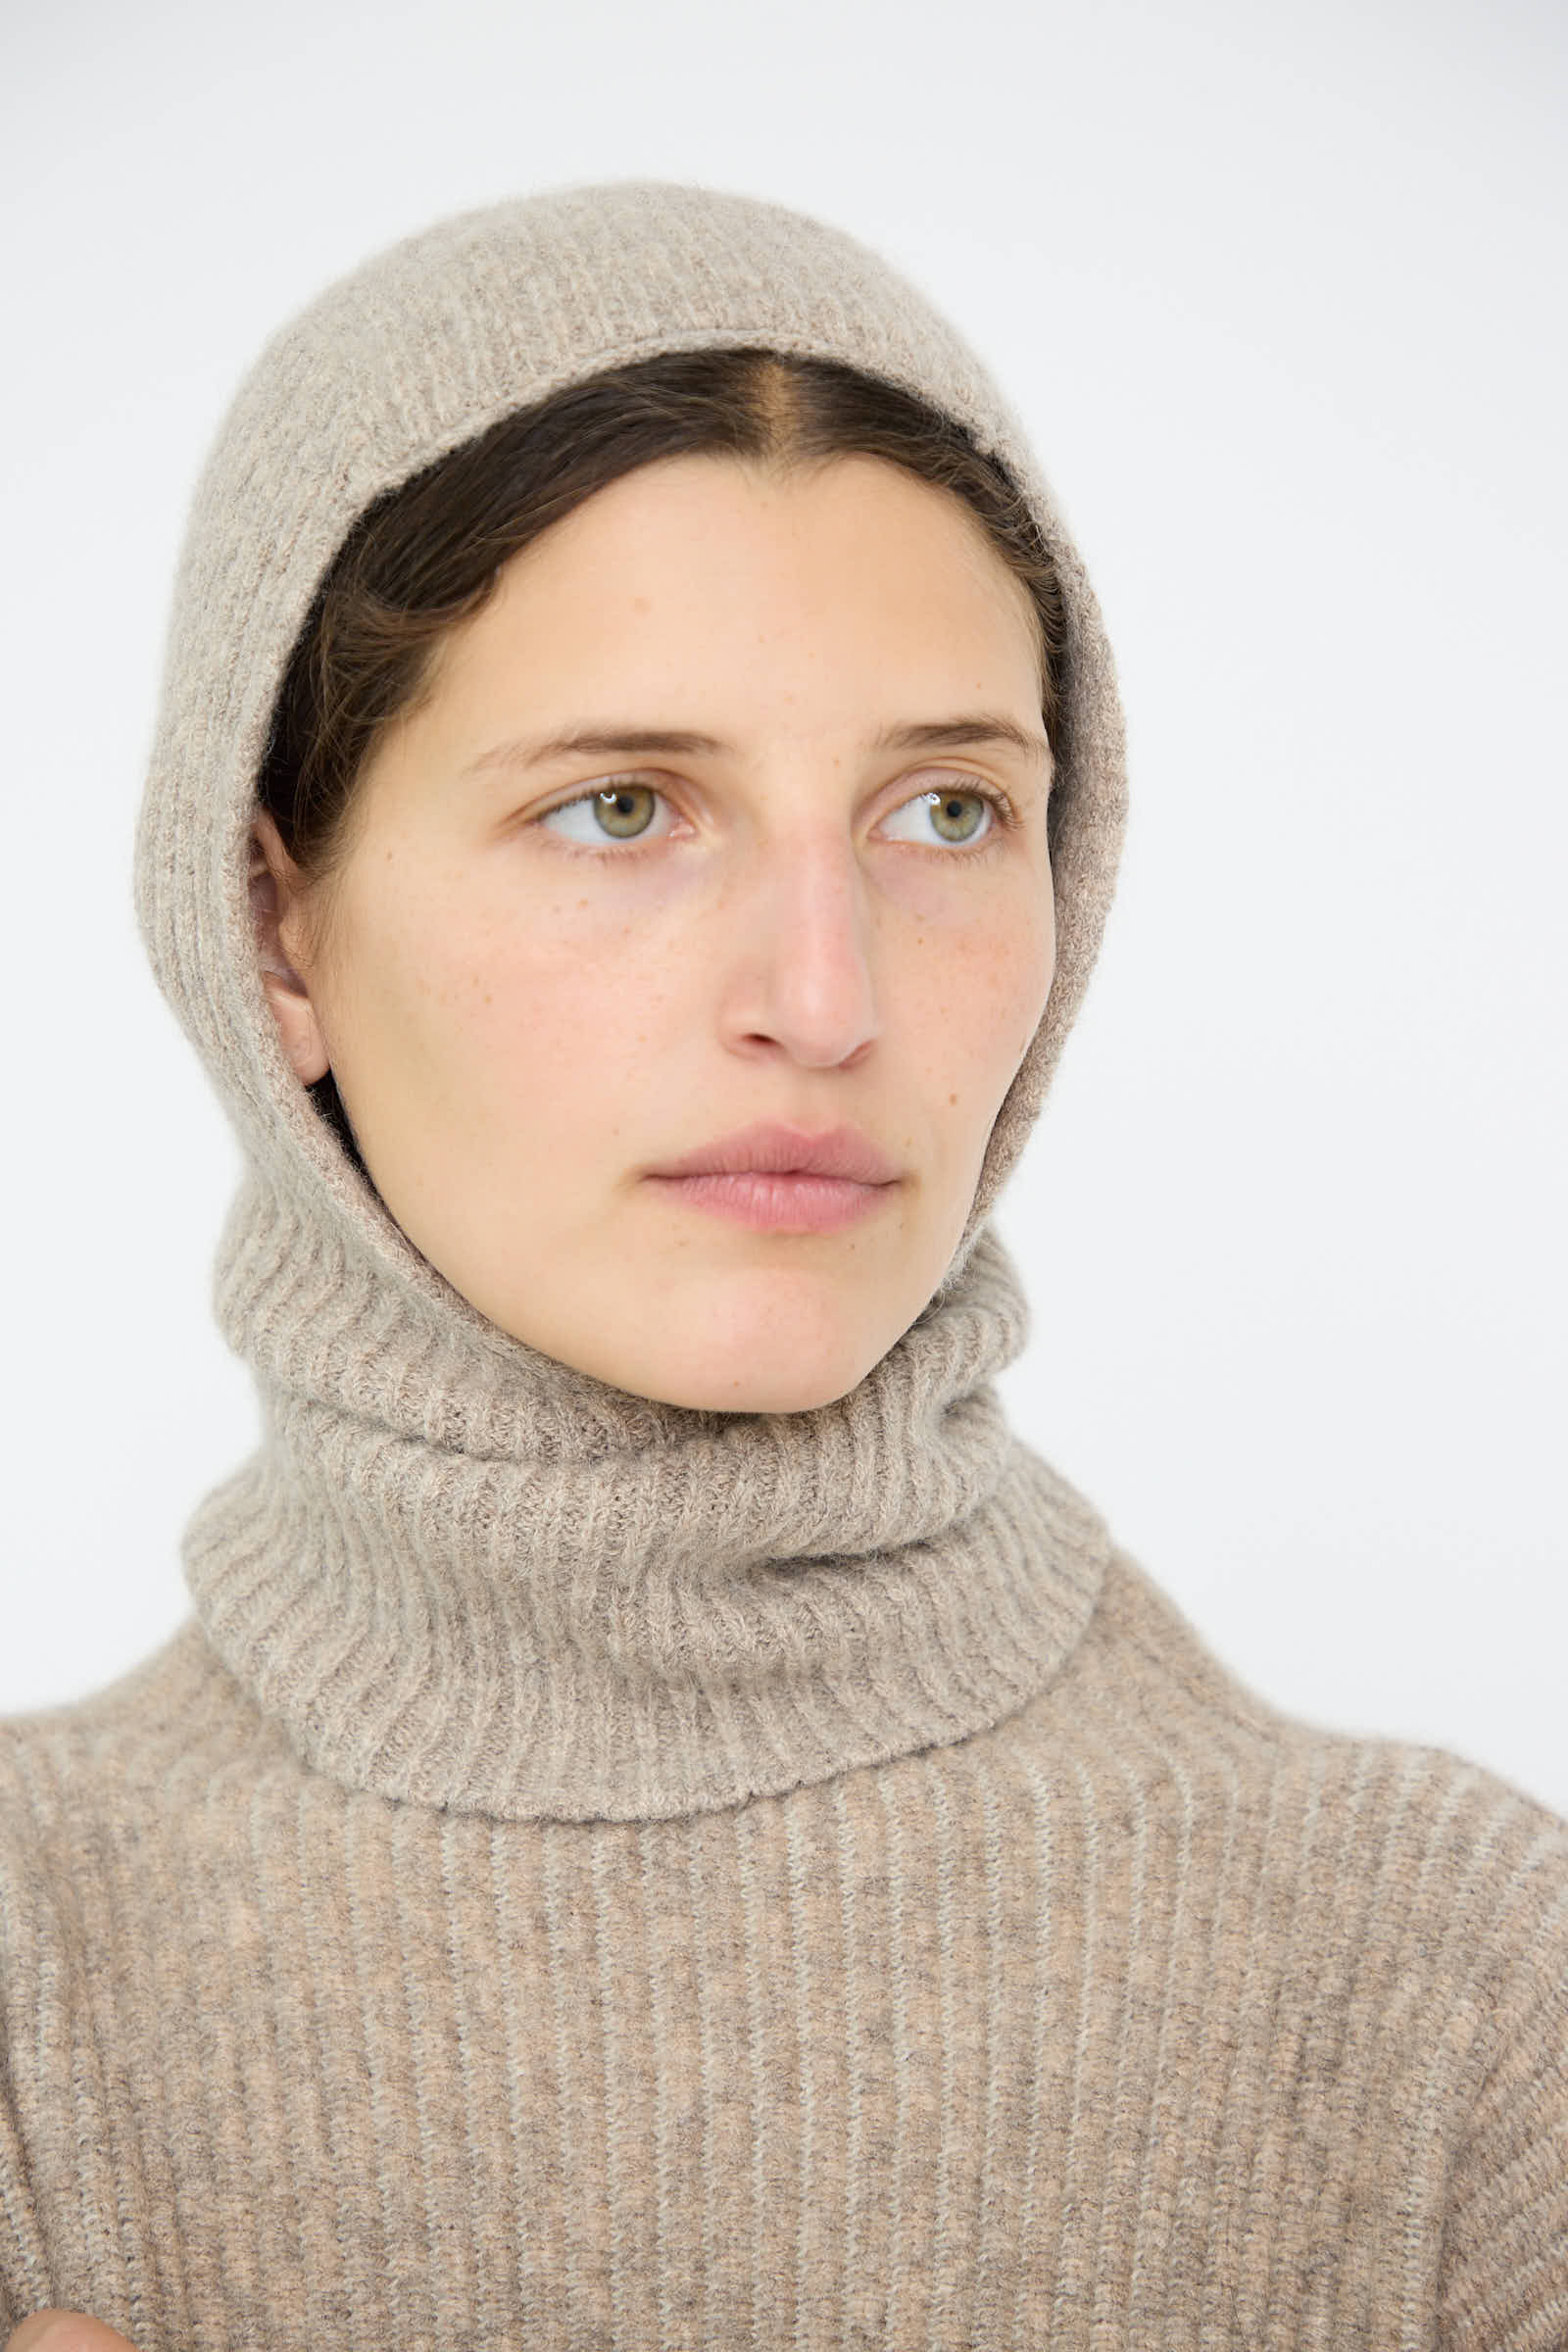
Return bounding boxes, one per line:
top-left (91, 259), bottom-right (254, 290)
top-left (2, 179), bottom-right (1563, 2352)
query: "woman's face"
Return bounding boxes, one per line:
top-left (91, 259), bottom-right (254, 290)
top-left (253, 452), bottom-right (1055, 1413)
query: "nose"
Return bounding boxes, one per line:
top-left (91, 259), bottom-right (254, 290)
top-left (716, 825), bottom-right (881, 1072)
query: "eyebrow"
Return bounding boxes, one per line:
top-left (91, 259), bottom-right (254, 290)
top-left (460, 712), bottom-right (1052, 777)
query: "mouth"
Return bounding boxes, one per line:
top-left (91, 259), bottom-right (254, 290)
top-left (646, 1120), bottom-right (900, 1186)
top-left (643, 1168), bottom-right (897, 1234)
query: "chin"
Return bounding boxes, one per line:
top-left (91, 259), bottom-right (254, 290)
top-left (617, 1334), bottom-right (886, 1419)
top-left (487, 1256), bottom-right (925, 1416)
top-left (656, 1375), bottom-right (871, 1418)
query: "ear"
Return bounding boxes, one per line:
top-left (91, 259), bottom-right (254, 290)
top-left (249, 809), bottom-right (332, 1086)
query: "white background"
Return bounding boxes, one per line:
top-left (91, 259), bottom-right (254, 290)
top-left (2, 0), bottom-right (1563, 1816)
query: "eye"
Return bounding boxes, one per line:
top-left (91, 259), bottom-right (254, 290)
top-left (880, 780), bottom-right (1009, 850)
top-left (536, 780), bottom-right (669, 850)
top-left (531, 771), bottom-right (1019, 857)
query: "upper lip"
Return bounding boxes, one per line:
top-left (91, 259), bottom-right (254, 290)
top-left (648, 1121), bottom-right (900, 1184)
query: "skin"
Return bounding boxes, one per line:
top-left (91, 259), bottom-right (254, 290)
top-left (246, 451), bottom-right (1056, 1416)
top-left (4, 456), bottom-right (1054, 2352)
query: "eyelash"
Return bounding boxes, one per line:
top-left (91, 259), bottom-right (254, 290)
top-left (528, 772), bottom-right (1024, 862)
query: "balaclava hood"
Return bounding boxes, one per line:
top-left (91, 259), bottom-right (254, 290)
top-left (133, 178), bottom-right (1129, 1823)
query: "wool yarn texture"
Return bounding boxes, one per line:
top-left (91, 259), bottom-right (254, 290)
top-left (1, 180), bottom-right (1564, 2352)
top-left (128, 173), bottom-right (1128, 1825)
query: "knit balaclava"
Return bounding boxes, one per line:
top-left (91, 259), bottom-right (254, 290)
top-left (132, 179), bottom-right (1129, 1824)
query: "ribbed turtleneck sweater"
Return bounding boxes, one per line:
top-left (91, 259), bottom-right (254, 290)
top-left (4, 178), bottom-right (1565, 2352)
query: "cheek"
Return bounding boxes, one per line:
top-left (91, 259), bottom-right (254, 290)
top-left (315, 855), bottom-right (521, 1109)
top-left (909, 884), bottom-right (1054, 1084)
top-left (371, 879), bottom-right (690, 1143)
top-left (1008, 891), bottom-right (1057, 1060)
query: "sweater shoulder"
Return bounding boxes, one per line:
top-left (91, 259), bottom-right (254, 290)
top-left (0, 1620), bottom-right (270, 1852)
top-left (0, 1637), bottom-right (244, 2329)
top-left (1093, 1539), bottom-right (1566, 1812)
top-left (1057, 1541), bottom-right (1568, 1974)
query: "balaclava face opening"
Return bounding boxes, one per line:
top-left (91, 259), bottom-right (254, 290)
top-left (130, 179), bottom-right (1130, 1823)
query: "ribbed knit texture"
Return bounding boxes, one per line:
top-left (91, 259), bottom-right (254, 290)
top-left (179, 1194), bottom-right (1107, 1824)
top-left (4, 1562), bottom-right (1566, 2349)
top-left (3, 177), bottom-right (1565, 2347)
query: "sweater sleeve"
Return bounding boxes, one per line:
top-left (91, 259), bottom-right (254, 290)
top-left (1437, 1819), bottom-right (1568, 2352)
top-left (0, 2083), bottom-right (36, 2337)
top-left (0, 1752), bottom-right (55, 2336)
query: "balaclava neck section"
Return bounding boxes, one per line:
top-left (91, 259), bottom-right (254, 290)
top-left (188, 1169), bottom-right (1110, 1822)
top-left (133, 178), bottom-right (1128, 1825)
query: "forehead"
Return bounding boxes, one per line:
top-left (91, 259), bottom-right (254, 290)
top-left (500, 447), bottom-right (1019, 583)
top-left (438, 453), bottom-right (1042, 699)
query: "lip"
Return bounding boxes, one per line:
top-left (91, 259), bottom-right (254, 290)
top-left (646, 1169), bottom-right (894, 1234)
top-left (646, 1121), bottom-right (900, 1184)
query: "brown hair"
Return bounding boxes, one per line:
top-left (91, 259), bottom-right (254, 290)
top-left (256, 345), bottom-right (1067, 1156)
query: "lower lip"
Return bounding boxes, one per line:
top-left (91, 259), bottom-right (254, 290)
top-left (647, 1171), bottom-right (896, 1232)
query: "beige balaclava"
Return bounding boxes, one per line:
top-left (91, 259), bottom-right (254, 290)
top-left (132, 178), bottom-right (1129, 1824)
